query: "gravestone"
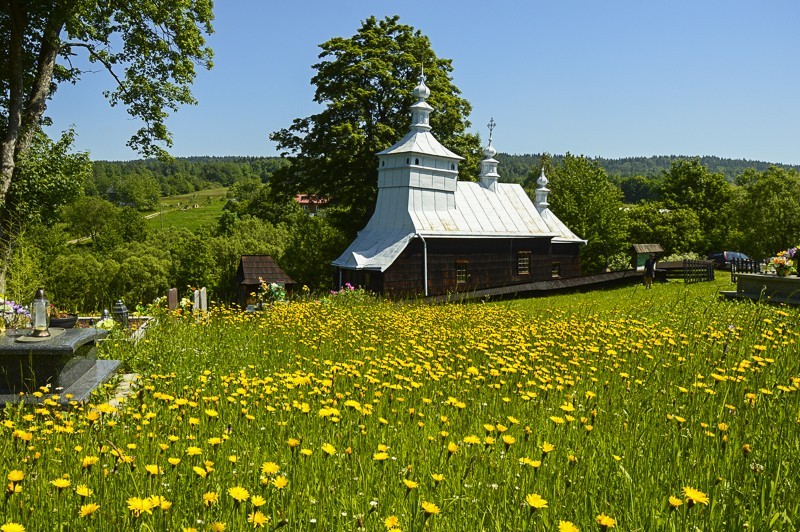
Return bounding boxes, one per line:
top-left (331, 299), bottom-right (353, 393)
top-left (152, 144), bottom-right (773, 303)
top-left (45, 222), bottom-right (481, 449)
top-left (200, 287), bottom-right (208, 312)
top-left (193, 289), bottom-right (200, 311)
top-left (0, 328), bottom-right (119, 404)
top-left (167, 288), bottom-right (178, 310)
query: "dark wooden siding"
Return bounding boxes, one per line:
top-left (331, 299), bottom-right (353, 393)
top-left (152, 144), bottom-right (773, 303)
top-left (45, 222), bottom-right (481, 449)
top-left (339, 237), bottom-right (581, 297)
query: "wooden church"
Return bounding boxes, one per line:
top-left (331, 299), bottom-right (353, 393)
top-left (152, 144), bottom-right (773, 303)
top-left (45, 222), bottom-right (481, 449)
top-left (332, 76), bottom-right (585, 296)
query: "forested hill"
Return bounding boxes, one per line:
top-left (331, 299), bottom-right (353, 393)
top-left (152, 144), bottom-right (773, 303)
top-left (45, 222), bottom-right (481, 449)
top-left (91, 154), bottom-right (800, 197)
top-left (495, 153), bottom-right (800, 183)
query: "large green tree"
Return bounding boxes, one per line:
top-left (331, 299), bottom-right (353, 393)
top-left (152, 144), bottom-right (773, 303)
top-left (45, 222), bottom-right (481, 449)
top-left (536, 153), bottom-right (628, 274)
top-left (660, 158), bottom-right (733, 253)
top-left (731, 167), bottom-right (800, 259)
top-left (0, 0), bottom-right (214, 288)
top-left (270, 15), bottom-right (481, 235)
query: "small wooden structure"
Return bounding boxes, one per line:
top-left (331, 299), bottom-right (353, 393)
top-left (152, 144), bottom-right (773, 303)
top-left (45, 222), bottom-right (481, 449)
top-left (234, 255), bottom-right (294, 307)
top-left (294, 194), bottom-right (327, 215)
top-left (631, 244), bottom-right (663, 271)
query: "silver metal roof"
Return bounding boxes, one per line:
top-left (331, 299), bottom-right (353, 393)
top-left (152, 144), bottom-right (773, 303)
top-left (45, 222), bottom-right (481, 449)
top-left (332, 76), bottom-right (585, 272)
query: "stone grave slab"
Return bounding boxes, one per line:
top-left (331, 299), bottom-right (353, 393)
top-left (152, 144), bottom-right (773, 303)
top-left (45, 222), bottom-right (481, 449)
top-left (0, 328), bottom-right (120, 405)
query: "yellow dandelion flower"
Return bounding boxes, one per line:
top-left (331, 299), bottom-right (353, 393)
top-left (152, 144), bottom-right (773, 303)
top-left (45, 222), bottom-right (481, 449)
top-left (145, 464), bottom-right (162, 475)
top-left (127, 496), bottom-right (155, 516)
top-left (248, 510), bottom-right (269, 528)
top-left (287, 438), bottom-right (301, 448)
top-left (431, 473), bottom-right (445, 483)
top-left (0, 522), bottom-right (25, 532)
top-left (168, 457), bottom-right (181, 466)
top-left (421, 501), bottom-right (440, 515)
top-left (81, 456), bottom-right (99, 469)
top-left (384, 515), bottom-right (400, 529)
top-left (682, 486), bottom-right (709, 506)
top-left (525, 493), bottom-right (548, 509)
top-left (403, 478), bottom-right (419, 490)
top-left (228, 485), bottom-right (250, 502)
top-left (300, 448), bottom-right (313, 457)
top-left (541, 442), bottom-right (555, 453)
top-left (193, 466), bottom-right (208, 478)
top-left (272, 476), bottom-right (289, 489)
top-left (558, 521), bottom-right (579, 532)
top-left (51, 478), bottom-right (71, 490)
top-left (502, 434), bottom-right (516, 446)
top-left (209, 522), bottom-right (226, 532)
top-left (447, 441), bottom-right (459, 454)
top-left (203, 491), bottom-right (219, 507)
top-left (596, 513), bottom-right (616, 528)
top-left (260, 462), bottom-right (280, 475)
top-left (373, 452), bottom-right (389, 461)
top-left (321, 443), bottom-right (336, 456)
top-left (79, 502), bottom-right (100, 518)
top-left (251, 494), bottom-right (266, 507)
top-left (75, 484), bottom-right (93, 497)
top-left (669, 495), bottom-right (683, 508)
top-left (205, 409), bottom-right (219, 417)
top-left (186, 446), bottom-right (202, 456)
top-left (7, 470), bottom-right (24, 483)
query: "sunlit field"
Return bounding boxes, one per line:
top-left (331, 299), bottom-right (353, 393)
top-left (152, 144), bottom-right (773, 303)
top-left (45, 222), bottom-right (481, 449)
top-left (2, 280), bottom-right (799, 531)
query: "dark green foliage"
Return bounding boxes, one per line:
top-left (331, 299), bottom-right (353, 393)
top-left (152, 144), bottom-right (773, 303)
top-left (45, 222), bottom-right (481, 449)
top-left (5, 130), bottom-right (90, 228)
top-left (92, 157), bottom-right (287, 200)
top-left (625, 204), bottom-right (702, 256)
top-left (279, 209), bottom-right (350, 291)
top-left (269, 16), bottom-right (481, 236)
top-left (499, 153), bottom-right (800, 187)
top-left (729, 167), bottom-right (800, 259)
top-left (541, 154), bottom-right (629, 274)
top-left (660, 158), bottom-right (733, 254)
top-left (617, 175), bottom-right (661, 204)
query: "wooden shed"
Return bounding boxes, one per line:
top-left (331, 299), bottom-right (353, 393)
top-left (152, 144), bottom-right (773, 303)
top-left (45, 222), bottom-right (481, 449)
top-left (332, 77), bottom-right (585, 297)
top-left (234, 255), bottom-right (294, 307)
top-left (631, 244), bottom-right (664, 271)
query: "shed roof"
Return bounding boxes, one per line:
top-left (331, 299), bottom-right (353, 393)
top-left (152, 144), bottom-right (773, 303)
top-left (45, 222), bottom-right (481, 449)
top-left (632, 244), bottom-right (664, 254)
top-left (237, 255), bottom-right (294, 285)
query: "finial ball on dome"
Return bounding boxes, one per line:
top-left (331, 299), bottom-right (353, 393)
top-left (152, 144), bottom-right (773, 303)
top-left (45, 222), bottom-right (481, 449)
top-left (484, 143), bottom-right (497, 158)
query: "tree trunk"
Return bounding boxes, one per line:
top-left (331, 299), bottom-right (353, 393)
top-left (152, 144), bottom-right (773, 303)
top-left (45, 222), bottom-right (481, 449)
top-left (0, 5), bottom-right (65, 292)
top-left (0, 1), bottom-right (26, 204)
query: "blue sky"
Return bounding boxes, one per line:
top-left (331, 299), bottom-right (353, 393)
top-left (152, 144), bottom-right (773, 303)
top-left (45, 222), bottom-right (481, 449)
top-left (45, 1), bottom-right (800, 164)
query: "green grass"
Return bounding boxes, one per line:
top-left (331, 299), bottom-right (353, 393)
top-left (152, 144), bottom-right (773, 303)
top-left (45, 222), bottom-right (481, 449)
top-left (144, 187), bottom-right (228, 231)
top-left (1, 280), bottom-right (798, 531)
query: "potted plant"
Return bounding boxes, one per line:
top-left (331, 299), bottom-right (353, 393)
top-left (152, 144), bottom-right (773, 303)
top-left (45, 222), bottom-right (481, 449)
top-left (49, 304), bottom-right (79, 329)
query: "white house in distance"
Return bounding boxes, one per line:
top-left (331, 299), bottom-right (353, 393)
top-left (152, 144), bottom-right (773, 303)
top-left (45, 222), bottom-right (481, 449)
top-left (332, 75), bottom-right (584, 296)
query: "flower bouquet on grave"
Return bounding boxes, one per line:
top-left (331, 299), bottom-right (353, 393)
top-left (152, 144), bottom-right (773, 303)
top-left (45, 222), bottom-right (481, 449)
top-left (0, 296), bottom-right (31, 332)
top-left (769, 247), bottom-right (798, 277)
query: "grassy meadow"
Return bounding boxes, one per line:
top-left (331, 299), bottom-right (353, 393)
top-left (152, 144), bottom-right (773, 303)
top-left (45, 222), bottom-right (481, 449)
top-left (144, 188), bottom-right (228, 231)
top-left (1, 278), bottom-right (799, 531)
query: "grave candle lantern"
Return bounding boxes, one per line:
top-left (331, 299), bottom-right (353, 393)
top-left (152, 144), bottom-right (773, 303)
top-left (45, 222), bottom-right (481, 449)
top-left (30, 288), bottom-right (51, 338)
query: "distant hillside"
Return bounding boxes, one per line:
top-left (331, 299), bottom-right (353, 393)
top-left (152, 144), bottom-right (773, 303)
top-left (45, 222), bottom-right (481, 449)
top-left (91, 154), bottom-right (800, 201)
top-left (495, 153), bottom-right (800, 183)
top-left (91, 156), bottom-right (286, 197)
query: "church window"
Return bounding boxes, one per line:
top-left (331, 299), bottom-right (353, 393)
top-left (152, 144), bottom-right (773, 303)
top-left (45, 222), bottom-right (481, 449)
top-left (517, 252), bottom-right (531, 275)
top-left (456, 260), bottom-right (469, 284)
top-left (415, 158), bottom-right (420, 165)
top-left (451, 163), bottom-right (456, 170)
top-left (406, 158), bottom-right (409, 164)
top-left (551, 262), bottom-right (561, 278)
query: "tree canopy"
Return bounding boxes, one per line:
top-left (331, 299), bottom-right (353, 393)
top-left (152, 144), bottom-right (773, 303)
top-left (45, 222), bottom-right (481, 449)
top-left (532, 153), bottom-right (629, 274)
top-left (0, 0), bottom-right (214, 288)
top-left (270, 15), bottom-right (481, 235)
